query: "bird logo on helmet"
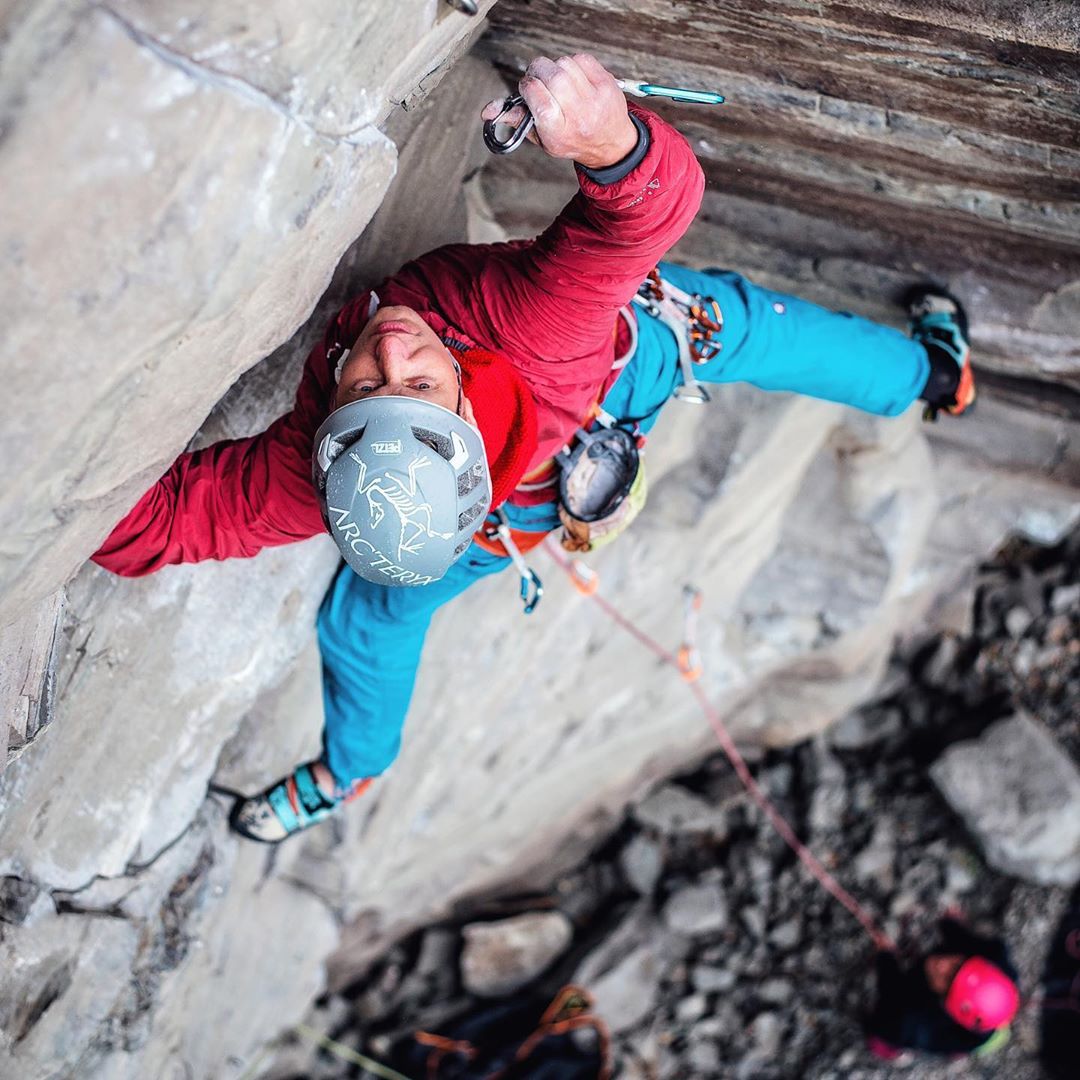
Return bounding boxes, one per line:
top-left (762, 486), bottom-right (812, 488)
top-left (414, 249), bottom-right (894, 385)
top-left (943, 957), bottom-right (1021, 1033)
top-left (313, 395), bottom-right (490, 586)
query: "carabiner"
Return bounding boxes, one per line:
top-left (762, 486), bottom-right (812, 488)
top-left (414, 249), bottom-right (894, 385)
top-left (492, 508), bottom-right (544, 614)
top-left (483, 94), bottom-right (535, 155)
top-left (517, 567), bottom-right (544, 615)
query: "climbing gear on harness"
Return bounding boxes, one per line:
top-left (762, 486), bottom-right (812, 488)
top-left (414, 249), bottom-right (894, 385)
top-left (313, 395), bottom-right (490, 587)
top-left (230, 763), bottom-right (371, 843)
top-left (484, 79), bottom-right (724, 154)
top-left (944, 957), bottom-right (1021, 1033)
top-left (485, 507), bottom-right (543, 613)
top-left (677, 586), bottom-right (703, 682)
top-left (906, 285), bottom-right (976, 421)
top-left (555, 414), bottom-right (648, 553)
top-left (544, 539), bottom-right (896, 953)
top-left (633, 269), bottom-right (723, 404)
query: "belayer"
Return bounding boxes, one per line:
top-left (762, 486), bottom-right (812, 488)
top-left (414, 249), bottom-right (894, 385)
top-left (865, 918), bottom-right (1020, 1061)
top-left (92, 53), bottom-right (976, 841)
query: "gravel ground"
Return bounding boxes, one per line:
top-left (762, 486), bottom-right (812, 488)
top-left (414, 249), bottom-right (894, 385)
top-left (269, 527), bottom-right (1080, 1080)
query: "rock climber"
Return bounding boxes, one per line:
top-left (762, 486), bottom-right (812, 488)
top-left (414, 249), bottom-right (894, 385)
top-left (91, 53), bottom-right (977, 842)
top-left (865, 917), bottom-right (1020, 1060)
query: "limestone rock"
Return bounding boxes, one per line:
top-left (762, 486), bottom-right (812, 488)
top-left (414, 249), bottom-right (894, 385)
top-left (0, 539), bottom-right (338, 891)
top-left (1, 590), bottom-right (62, 769)
top-left (931, 713), bottom-right (1080, 886)
top-left (632, 783), bottom-right (730, 839)
top-left (662, 881), bottom-right (729, 938)
top-left (585, 944), bottom-right (665, 1035)
top-left (0, 915), bottom-right (139, 1079)
top-left (460, 911), bottom-right (574, 997)
top-left (485, 0), bottom-right (1080, 389)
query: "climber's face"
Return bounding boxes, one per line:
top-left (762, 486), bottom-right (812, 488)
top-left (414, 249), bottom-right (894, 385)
top-left (335, 305), bottom-right (475, 424)
top-left (925, 953), bottom-right (966, 996)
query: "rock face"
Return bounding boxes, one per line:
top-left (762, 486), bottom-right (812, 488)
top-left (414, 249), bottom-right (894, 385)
top-left (0, 0), bottom-right (494, 626)
top-left (482, 0), bottom-right (1080, 392)
top-left (931, 713), bottom-right (1080, 885)
top-left (0, 2), bottom-right (1079, 1078)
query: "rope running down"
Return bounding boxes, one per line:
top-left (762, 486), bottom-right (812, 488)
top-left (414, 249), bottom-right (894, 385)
top-left (544, 539), bottom-right (895, 953)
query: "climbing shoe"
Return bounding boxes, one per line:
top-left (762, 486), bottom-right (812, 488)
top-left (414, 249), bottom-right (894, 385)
top-left (906, 284), bottom-right (976, 421)
top-left (229, 762), bottom-right (370, 843)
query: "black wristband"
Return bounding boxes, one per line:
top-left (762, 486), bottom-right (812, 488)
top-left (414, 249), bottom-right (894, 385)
top-left (577, 113), bottom-right (651, 185)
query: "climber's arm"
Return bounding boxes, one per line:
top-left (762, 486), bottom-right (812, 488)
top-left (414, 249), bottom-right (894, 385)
top-left (91, 315), bottom-right (348, 576)
top-left (479, 55), bottom-right (705, 371)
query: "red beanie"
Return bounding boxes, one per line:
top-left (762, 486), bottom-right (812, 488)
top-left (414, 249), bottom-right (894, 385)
top-left (445, 344), bottom-right (537, 510)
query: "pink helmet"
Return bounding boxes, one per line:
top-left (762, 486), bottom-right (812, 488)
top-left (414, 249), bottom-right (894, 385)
top-left (944, 957), bottom-right (1020, 1032)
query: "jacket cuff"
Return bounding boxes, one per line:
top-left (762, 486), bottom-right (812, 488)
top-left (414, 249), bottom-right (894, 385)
top-left (576, 112), bottom-right (651, 186)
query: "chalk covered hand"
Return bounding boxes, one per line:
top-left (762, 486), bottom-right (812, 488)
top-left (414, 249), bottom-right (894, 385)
top-left (482, 54), bottom-right (638, 170)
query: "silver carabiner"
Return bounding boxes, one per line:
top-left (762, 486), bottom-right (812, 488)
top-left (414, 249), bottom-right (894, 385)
top-left (483, 94), bottom-right (535, 155)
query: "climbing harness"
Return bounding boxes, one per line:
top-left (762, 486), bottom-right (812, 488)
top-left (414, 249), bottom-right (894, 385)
top-left (633, 269), bottom-right (723, 404)
top-left (484, 79), bottom-right (724, 154)
top-left (485, 506), bottom-right (544, 614)
top-left (476, 268), bottom-right (722, 599)
top-left (543, 539), bottom-right (896, 953)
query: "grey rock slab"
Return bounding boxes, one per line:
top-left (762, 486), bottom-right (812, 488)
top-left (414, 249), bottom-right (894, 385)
top-left (661, 881), bottom-right (728, 938)
top-left (828, 704), bottom-right (903, 751)
top-left (750, 1011), bottom-right (784, 1057)
top-left (691, 964), bottom-right (737, 994)
top-left (586, 943), bottom-right (665, 1036)
top-left (768, 917), bottom-right (802, 952)
top-left (632, 783), bottom-right (730, 839)
top-left (0, 905), bottom-right (139, 1079)
top-left (573, 904), bottom-right (654, 989)
top-left (0, 538), bottom-right (338, 890)
top-left (460, 911), bottom-right (573, 998)
top-left (110, 815), bottom-right (341, 1080)
top-left (0, 5), bottom-right (396, 622)
top-left (619, 833), bottom-right (665, 897)
top-left (103, 0), bottom-right (459, 136)
top-left (1, 590), bottom-right (63, 769)
top-left (1051, 583), bottom-right (1080, 614)
top-left (931, 712), bottom-right (1080, 886)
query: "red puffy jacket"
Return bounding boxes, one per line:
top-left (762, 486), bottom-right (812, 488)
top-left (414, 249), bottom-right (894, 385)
top-left (93, 105), bottom-right (704, 577)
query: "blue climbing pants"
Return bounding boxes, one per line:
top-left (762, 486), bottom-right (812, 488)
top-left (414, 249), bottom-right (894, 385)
top-left (318, 266), bottom-right (930, 784)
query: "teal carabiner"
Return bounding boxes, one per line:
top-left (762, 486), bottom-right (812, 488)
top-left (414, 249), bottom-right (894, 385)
top-left (618, 81), bottom-right (725, 106)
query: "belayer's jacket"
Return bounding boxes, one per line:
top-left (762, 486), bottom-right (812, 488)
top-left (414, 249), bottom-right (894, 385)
top-left (93, 104), bottom-right (704, 576)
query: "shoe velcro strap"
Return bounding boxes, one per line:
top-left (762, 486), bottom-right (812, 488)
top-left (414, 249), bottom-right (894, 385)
top-left (294, 765), bottom-right (338, 817)
top-left (267, 783), bottom-right (302, 834)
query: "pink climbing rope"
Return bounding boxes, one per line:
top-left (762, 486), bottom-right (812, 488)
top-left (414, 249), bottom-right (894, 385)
top-left (545, 540), bottom-right (895, 953)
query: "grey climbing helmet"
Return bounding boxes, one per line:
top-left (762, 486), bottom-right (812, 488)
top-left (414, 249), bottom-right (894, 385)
top-left (313, 396), bottom-right (490, 586)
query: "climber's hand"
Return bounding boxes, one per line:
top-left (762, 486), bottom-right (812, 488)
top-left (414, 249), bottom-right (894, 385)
top-left (481, 53), bottom-right (637, 170)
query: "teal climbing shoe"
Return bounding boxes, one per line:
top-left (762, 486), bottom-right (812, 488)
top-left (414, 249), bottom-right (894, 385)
top-left (230, 762), bottom-right (370, 843)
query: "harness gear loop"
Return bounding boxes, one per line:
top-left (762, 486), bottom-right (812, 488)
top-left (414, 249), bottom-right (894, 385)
top-left (677, 585), bottom-right (703, 682)
top-left (489, 507), bottom-right (543, 614)
top-left (633, 269), bottom-right (724, 405)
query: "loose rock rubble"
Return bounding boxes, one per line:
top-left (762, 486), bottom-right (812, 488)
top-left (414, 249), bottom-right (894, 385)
top-left (271, 529), bottom-right (1079, 1079)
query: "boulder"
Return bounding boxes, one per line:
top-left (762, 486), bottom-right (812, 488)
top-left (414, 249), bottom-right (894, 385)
top-left (661, 881), bottom-right (729, 938)
top-left (931, 713), bottom-right (1080, 886)
top-left (460, 911), bottom-right (574, 997)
